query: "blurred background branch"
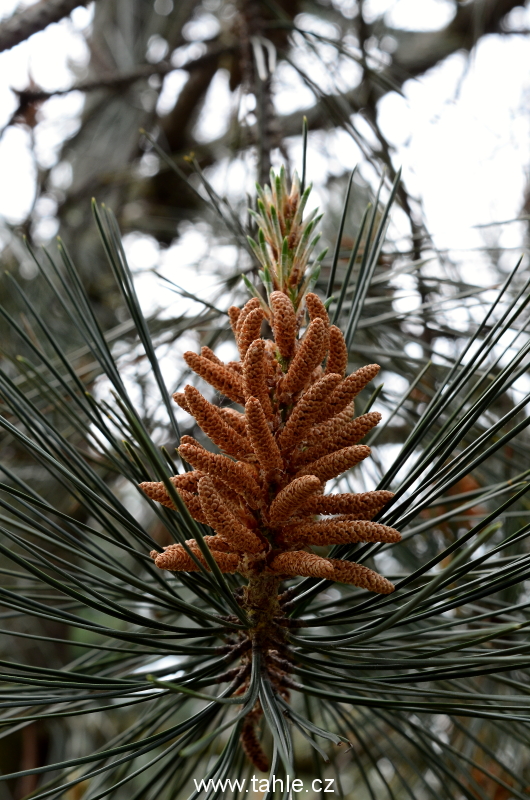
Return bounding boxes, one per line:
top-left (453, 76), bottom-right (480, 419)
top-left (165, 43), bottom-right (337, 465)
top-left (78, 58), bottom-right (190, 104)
top-left (0, 0), bottom-right (93, 53)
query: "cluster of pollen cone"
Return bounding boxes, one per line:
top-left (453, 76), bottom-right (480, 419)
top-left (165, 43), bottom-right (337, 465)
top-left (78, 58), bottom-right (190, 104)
top-left (140, 168), bottom-right (399, 769)
top-left (143, 291), bottom-right (399, 590)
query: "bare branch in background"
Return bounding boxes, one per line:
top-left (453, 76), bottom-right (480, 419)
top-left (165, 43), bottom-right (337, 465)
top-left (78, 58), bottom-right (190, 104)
top-left (0, 0), bottom-right (93, 53)
top-left (1, 46), bottom-right (234, 140)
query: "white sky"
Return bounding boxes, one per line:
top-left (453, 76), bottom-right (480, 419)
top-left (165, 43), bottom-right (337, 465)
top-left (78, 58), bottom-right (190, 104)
top-left (1, 0), bottom-right (530, 317)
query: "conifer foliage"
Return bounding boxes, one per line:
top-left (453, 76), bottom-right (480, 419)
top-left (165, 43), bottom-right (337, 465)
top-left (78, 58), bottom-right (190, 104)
top-left (1, 165), bottom-right (530, 798)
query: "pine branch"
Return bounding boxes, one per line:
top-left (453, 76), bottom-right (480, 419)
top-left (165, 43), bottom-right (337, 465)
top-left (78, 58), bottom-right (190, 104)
top-left (0, 0), bottom-right (93, 53)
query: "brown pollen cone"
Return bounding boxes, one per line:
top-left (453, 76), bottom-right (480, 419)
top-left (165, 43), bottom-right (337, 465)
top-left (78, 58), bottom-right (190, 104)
top-left (183, 351), bottom-right (245, 405)
top-left (270, 291), bottom-right (297, 359)
top-left (295, 411), bottom-right (382, 465)
top-left (243, 339), bottom-right (274, 418)
top-left (183, 384), bottom-right (251, 459)
top-left (278, 373), bottom-right (342, 452)
top-left (305, 292), bottom-right (330, 362)
top-left (217, 407), bottom-right (247, 437)
top-left (319, 364), bottom-right (380, 422)
top-left (201, 346), bottom-right (224, 365)
top-left (279, 519), bottom-right (401, 545)
top-left (306, 490), bottom-right (394, 518)
top-left (245, 397), bottom-right (283, 475)
top-left (178, 443), bottom-right (263, 508)
top-left (306, 402), bottom-right (355, 445)
top-left (268, 474), bottom-right (322, 526)
top-left (139, 476), bottom-right (206, 522)
top-left (326, 325), bottom-right (348, 377)
top-left (228, 305), bottom-right (241, 335)
top-left (142, 282), bottom-right (398, 769)
top-left (151, 542), bottom-right (240, 573)
top-left (172, 391), bottom-right (190, 413)
top-left (238, 307), bottom-right (265, 360)
top-left (270, 551), bottom-right (335, 579)
top-left (296, 444), bottom-right (371, 484)
top-left (305, 292), bottom-right (330, 324)
top-left (281, 317), bottom-right (328, 395)
top-left (326, 558), bottom-right (395, 593)
top-left (198, 477), bottom-right (264, 553)
top-left (236, 298), bottom-right (261, 335)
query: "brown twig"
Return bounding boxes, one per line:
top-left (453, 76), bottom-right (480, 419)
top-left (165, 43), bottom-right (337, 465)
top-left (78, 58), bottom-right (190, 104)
top-left (10, 46), bottom-right (234, 105)
top-left (0, 0), bottom-right (91, 54)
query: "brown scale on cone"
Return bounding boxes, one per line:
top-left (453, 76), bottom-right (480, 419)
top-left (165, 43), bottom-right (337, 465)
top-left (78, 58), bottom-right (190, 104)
top-left (139, 169), bottom-right (398, 771)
